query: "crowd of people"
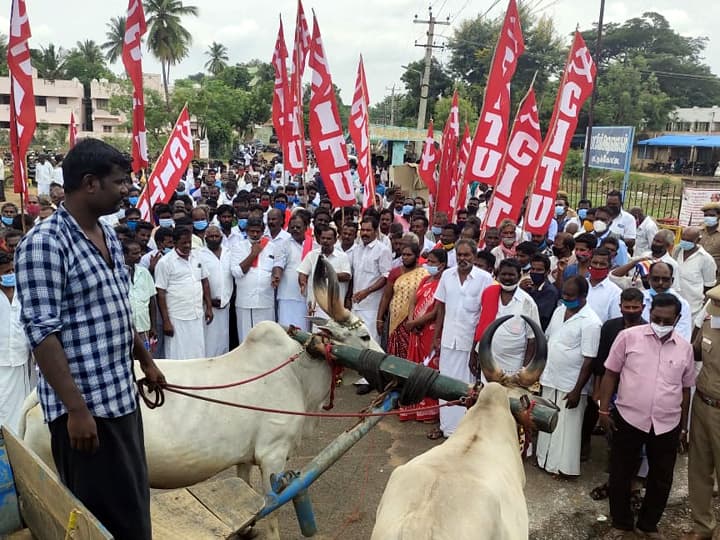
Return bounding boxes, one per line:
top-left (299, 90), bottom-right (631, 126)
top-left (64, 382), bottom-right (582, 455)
top-left (2, 137), bottom-right (720, 539)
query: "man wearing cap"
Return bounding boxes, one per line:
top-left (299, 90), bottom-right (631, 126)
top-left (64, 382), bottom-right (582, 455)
top-left (699, 202), bottom-right (720, 283)
top-left (684, 285), bottom-right (720, 540)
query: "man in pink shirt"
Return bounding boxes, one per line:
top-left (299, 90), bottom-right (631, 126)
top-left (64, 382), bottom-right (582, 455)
top-left (598, 293), bottom-right (696, 539)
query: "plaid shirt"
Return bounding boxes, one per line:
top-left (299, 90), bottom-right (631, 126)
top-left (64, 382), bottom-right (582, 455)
top-left (15, 204), bottom-right (137, 423)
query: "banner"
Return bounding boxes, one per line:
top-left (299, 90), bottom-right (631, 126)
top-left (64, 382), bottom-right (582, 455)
top-left (7, 0), bottom-right (36, 195)
top-left (453, 122), bottom-right (472, 214)
top-left (136, 106), bottom-right (193, 221)
top-left (69, 110), bottom-right (78, 148)
top-left (349, 55), bottom-right (374, 210)
top-left (122, 0), bottom-right (148, 173)
top-left (271, 16), bottom-right (289, 148)
top-left (587, 126), bottom-right (634, 171)
top-left (525, 31), bottom-right (596, 235)
top-left (484, 87), bottom-right (541, 228)
top-left (418, 119), bottom-right (439, 208)
top-left (283, 0), bottom-right (311, 175)
top-left (435, 90), bottom-right (460, 219)
top-left (308, 13), bottom-right (355, 207)
top-left (679, 182), bottom-right (720, 227)
top-left (462, 0), bottom-right (524, 190)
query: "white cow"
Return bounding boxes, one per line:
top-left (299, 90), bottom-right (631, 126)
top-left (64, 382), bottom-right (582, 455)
top-left (19, 256), bottom-right (381, 495)
top-left (371, 315), bottom-right (549, 540)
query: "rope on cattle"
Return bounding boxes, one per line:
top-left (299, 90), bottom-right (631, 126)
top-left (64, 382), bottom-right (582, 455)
top-left (399, 364), bottom-right (441, 406)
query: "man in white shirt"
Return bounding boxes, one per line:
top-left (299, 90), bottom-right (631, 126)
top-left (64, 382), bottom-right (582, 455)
top-left (35, 155), bottom-right (54, 196)
top-left (642, 262), bottom-right (692, 341)
top-left (673, 226), bottom-right (717, 319)
top-left (155, 228), bottom-right (213, 360)
top-left (123, 240), bottom-right (157, 349)
top-left (411, 214), bottom-right (436, 254)
top-left (586, 248), bottom-right (622, 323)
top-left (265, 208), bottom-right (291, 245)
top-left (610, 230), bottom-right (679, 291)
top-left (606, 190), bottom-right (637, 252)
top-left (537, 275), bottom-right (601, 476)
top-left (197, 226), bottom-right (234, 356)
top-left (230, 217), bottom-right (276, 342)
top-left (0, 252), bottom-right (32, 432)
top-left (433, 239), bottom-right (494, 437)
top-left (272, 216), bottom-right (310, 331)
top-left (630, 207), bottom-right (658, 256)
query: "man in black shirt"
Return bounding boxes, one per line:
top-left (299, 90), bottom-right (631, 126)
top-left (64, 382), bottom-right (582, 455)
top-left (521, 253), bottom-right (560, 330)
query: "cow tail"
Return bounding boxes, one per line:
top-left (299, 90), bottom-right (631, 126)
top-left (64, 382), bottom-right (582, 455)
top-left (16, 389), bottom-right (39, 439)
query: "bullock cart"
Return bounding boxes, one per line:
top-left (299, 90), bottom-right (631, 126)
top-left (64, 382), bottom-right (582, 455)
top-left (0, 325), bottom-right (558, 539)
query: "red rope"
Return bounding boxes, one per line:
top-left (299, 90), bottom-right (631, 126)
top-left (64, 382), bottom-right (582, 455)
top-left (322, 343), bottom-right (343, 410)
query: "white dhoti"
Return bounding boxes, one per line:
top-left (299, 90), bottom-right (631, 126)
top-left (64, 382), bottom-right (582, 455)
top-left (0, 364), bottom-right (32, 433)
top-left (439, 346), bottom-right (473, 437)
top-left (536, 386), bottom-right (587, 476)
top-left (278, 299), bottom-right (308, 331)
top-left (236, 307), bottom-right (274, 343)
top-left (352, 309), bottom-right (382, 385)
top-left (164, 317), bottom-right (206, 360)
top-left (204, 306), bottom-right (230, 357)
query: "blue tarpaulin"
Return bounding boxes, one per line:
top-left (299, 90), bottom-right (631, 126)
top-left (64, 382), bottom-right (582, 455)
top-left (637, 135), bottom-right (720, 148)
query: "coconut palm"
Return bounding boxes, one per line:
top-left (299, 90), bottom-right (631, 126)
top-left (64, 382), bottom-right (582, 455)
top-left (75, 40), bottom-right (106, 66)
top-left (145, 0), bottom-right (199, 106)
top-left (102, 16), bottom-right (126, 64)
top-left (31, 43), bottom-right (68, 81)
top-left (204, 41), bottom-right (229, 75)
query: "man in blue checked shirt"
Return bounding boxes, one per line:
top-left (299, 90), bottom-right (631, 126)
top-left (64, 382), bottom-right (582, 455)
top-left (15, 138), bottom-right (165, 540)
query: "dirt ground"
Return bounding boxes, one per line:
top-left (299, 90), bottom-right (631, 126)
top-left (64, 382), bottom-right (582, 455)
top-left (168, 382), bottom-right (718, 540)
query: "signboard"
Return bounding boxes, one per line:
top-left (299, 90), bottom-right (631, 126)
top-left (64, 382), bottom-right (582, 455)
top-left (198, 138), bottom-right (209, 160)
top-left (679, 178), bottom-right (720, 226)
top-left (587, 126), bottom-right (634, 172)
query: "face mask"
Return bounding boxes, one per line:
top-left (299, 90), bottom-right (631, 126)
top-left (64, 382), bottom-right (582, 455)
top-left (162, 247), bottom-right (172, 255)
top-left (457, 220), bottom-right (467, 230)
top-left (26, 203), bottom-right (40, 217)
top-left (116, 208), bottom-right (126, 220)
top-left (535, 240), bottom-right (547, 250)
top-left (578, 208), bottom-right (588, 220)
top-left (650, 322), bottom-right (674, 338)
top-left (423, 264), bottom-right (440, 276)
top-left (126, 220), bottom-right (138, 232)
top-left (431, 226), bottom-right (442, 235)
top-left (588, 267), bottom-right (609, 281)
top-left (552, 246), bottom-right (564, 258)
top-left (650, 245), bottom-right (665, 257)
top-left (402, 204), bottom-right (414, 215)
top-left (158, 218), bottom-right (174, 228)
top-left (128, 196), bottom-right (139, 206)
top-left (648, 287), bottom-right (658, 297)
top-left (442, 242), bottom-right (455, 251)
top-left (1, 216), bottom-right (14, 226)
top-left (623, 311), bottom-right (642, 324)
top-left (562, 298), bottom-right (581, 310)
top-left (1, 273), bottom-right (15, 288)
top-left (521, 263), bottom-right (531, 272)
top-left (237, 218), bottom-right (248, 230)
top-left (679, 240), bottom-right (695, 251)
top-left (583, 221), bottom-right (594, 232)
top-left (415, 204), bottom-right (424, 210)
top-left (274, 202), bottom-right (287, 212)
top-left (704, 216), bottom-right (719, 228)
top-left (502, 237), bottom-right (515, 247)
top-left (193, 220), bottom-right (208, 231)
top-left (206, 239), bottom-right (221, 250)
top-left (555, 205), bottom-right (565, 217)
top-left (260, 201), bottom-right (270, 209)
top-left (529, 272), bottom-right (545, 285)
top-left (593, 220), bottom-right (608, 234)
top-left (575, 249), bottom-right (591, 262)
top-left (500, 283), bottom-right (517, 292)
top-left (608, 205), bottom-right (621, 217)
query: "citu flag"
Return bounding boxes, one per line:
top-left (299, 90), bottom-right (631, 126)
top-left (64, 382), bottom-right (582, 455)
top-left (417, 119), bottom-right (440, 213)
top-left (271, 16), bottom-right (289, 148)
top-left (435, 90), bottom-right (460, 219)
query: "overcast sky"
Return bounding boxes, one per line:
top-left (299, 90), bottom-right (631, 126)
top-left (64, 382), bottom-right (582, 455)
top-left (5, 0), bottom-right (719, 106)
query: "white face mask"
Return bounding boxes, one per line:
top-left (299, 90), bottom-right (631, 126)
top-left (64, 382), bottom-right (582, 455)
top-left (500, 283), bottom-right (518, 292)
top-left (593, 220), bottom-right (608, 234)
top-left (650, 322), bottom-right (674, 338)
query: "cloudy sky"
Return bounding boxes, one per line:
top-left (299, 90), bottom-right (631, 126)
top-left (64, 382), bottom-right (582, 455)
top-left (5, 0), bottom-right (719, 105)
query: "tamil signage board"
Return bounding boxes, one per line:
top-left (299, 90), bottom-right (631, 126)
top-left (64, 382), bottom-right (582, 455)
top-left (587, 126), bottom-right (634, 172)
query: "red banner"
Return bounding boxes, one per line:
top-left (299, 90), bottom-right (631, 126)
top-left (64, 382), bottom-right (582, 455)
top-left (283, 0), bottom-right (311, 175)
top-left (122, 0), bottom-right (148, 173)
top-left (349, 55), bottom-right (374, 210)
top-left (484, 87), bottom-right (541, 229)
top-left (136, 106), bottom-right (193, 221)
top-left (418, 120), bottom-right (439, 206)
top-left (271, 16), bottom-right (289, 148)
top-left (69, 110), bottom-right (77, 148)
top-left (524, 32), bottom-right (596, 235)
top-left (435, 90), bottom-right (460, 219)
top-left (463, 0), bottom-right (524, 189)
top-left (308, 13), bottom-right (355, 207)
top-left (452, 122), bottom-right (472, 215)
top-left (7, 0), bottom-right (36, 195)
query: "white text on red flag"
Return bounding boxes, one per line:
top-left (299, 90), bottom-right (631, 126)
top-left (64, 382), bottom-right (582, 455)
top-left (436, 90), bottom-right (460, 219)
top-left (271, 17), bottom-right (289, 148)
top-left (349, 56), bottom-right (374, 210)
top-left (122, 0), bottom-right (148, 172)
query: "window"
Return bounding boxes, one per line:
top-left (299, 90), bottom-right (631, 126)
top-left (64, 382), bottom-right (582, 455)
top-left (695, 122), bottom-right (710, 132)
top-left (103, 125), bottom-right (113, 133)
top-left (58, 97), bottom-right (68, 105)
top-left (0, 95), bottom-right (10, 105)
top-left (96, 98), bottom-right (109, 109)
top-left (35, 96), bottom-right (47, 106)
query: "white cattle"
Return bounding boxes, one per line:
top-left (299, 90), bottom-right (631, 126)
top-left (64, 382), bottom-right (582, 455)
top-left (19, 256), bottom-right (381, 495)
top-left (371, 315), bottom-right (548, 540)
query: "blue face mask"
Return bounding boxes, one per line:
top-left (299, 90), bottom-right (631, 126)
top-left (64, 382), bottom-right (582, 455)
top-left (274, 202), bottom-right (287, 212)
top-left (158, 218), bottom-right (174, 228)
top-left (562, 298), bottom-right (580, 309)
top-left (128, 196), bottom-right (139, 206)
top-left (423, 264), bottom-right (440, 276)
top-left (193, 220), bottom-right (208, 231)
top-left (679, 240), bottom-right (695, 251)
top-left (1, 273), bottom-right (15, 288)
top-left (1, 216), bottom-right (14, 226)
top-left (431, 226), bottom-right (443, 236)
top-left (578, 208), bottom-right (588, 220)
top-left (126, 220), bottom-right (138, 232)
top-left (648, 288), bottom-right (658, 297)
top-left (555, 205), bottom-right (565, 217)
top-left (162, 247), bottom-right (173, 255)
top-left (402, 204), bottom-right (414, 215)
top-left (237, 218), bottom-right (248, 230)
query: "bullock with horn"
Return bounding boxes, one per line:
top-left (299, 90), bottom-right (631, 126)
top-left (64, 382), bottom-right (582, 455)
top-left (371, 315), bottom-right (550, 540)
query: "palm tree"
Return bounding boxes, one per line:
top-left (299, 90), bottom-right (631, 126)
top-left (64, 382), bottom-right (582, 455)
top-left (145, 0), bottom-right (199, 106)
top-left (102, 16), bottom-right (126, 64)
top-left (75, 40), bottom-right (106, 66)
top-left (31, 43), bottom-right (68, 81)
top-left (204, 41), bottom-right (229, 75)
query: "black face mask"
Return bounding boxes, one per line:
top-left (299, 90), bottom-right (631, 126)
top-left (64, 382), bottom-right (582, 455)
top-left (623, 311), bottom-right (642, 324)
top-left (608, 205), bottom-right (621, 217)
top-left (650, 245), bottom-right (665, 257)
top-left (206, 239), bottom-right (221, 250)
top-left (552, 246), bottom-right (565, 257)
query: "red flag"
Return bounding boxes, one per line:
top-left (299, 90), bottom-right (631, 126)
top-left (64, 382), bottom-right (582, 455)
top-left (136, 106), bottom-right (193, 221)
top-left (271, 16), bottom-right (289, 148)
top-left (451, 122), bottom-right (472, 215)
top-left (301, 227), bottom-right (314, 258)
top-left (435, 91), bottom-right (460, 219)
top-left (484, 87), bottom-right (542, 229)
top-left (122, 0), bottom-right (148, 173)
top-left (283, 0), bottom-right (311, 175)
top-left (463, 0), bottom-right (524, 189)
top-left (308, 12), bottom-right (355, 208)
top-left (349, 55), bottom-right (374, 210)
top-left (418, 120), bottom-right (439, 207)
top-left (69, 111), bottom-right (78, 148)
top-left (7, 0), bottom-right (36, 195)
top-left (524, 32), bottom-right (596, 235)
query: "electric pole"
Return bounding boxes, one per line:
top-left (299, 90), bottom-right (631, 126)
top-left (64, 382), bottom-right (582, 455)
top-left (413, 7), bottom-right (449, 131)
top-left (385, 84), bottom-right (397, 125)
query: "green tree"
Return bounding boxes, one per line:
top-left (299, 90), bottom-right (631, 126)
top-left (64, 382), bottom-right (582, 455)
top-left (399, 58), bottom-right (453, 127)
top-left (145, 0), bottom-right (199, 106)
top-left (31, 44), bottom-right (68, 81)
top-left (0, 34), bottom-right (7, 76)
top-left (64, 40), bottom-right (114, 85)
top-left (102, 16), bottom-right (126, 64)
top-left (204, 41), bottom-right (229, 75)
top-left (432, 94), bottom-right (478, 127)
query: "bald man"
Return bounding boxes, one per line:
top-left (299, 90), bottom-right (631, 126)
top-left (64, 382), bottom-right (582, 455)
top-left (673, 227), bottom-right (717, 319)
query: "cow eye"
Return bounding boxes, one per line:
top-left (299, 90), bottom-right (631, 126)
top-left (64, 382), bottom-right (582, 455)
top-left (360, 335), bottom-right (370, 341)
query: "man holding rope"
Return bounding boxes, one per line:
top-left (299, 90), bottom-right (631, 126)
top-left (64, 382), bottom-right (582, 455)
top-left (15, 138), bottom-right (165, 540)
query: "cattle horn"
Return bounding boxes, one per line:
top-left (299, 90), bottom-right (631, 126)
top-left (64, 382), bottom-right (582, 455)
top-left (313, 255), bottom-right (351, 323)
top-left (510, 315), bottom-right (548, 388)
top-left (476, 315), bottom-right (513, 384)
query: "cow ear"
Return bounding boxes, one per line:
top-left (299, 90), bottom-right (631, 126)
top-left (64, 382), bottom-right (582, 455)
top-left (307, 317), bottom-right (330, 328)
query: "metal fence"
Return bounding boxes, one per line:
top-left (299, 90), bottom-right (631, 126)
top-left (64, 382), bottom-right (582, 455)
top-left (559, 177), bottom-right (681, 222)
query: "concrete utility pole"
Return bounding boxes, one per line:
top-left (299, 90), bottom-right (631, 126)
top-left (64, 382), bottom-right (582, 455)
top-left (413, 7), bottom-right (449, 130)
top-left (385, 84), bottom-right (397, 125)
